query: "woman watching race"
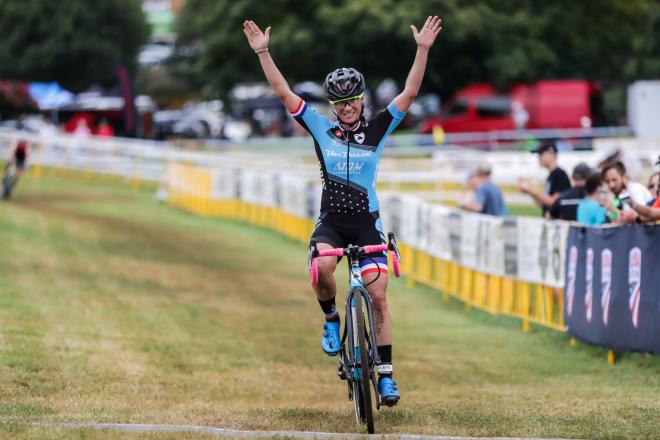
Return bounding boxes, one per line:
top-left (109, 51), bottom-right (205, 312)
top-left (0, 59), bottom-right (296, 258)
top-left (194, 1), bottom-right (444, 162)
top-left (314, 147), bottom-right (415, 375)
top-left (242, 15), bottom-right (442, 406)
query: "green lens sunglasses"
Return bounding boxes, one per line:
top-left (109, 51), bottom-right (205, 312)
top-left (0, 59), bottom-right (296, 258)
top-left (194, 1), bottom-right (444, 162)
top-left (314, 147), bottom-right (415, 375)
top-left (329, 94), bottom-right (364, 105)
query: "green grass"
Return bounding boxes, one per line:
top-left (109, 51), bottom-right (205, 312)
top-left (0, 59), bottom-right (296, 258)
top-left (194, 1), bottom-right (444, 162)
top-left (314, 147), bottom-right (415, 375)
top-left (1, 174), bottom-right (659, 439)
top-left (508, 204), bottom-right (542, 217)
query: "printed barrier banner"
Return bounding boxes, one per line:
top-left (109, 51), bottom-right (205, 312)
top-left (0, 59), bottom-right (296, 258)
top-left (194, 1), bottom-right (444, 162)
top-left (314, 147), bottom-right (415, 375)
top-left (211, 167), bottom-right (239, 200)
top-left (564, 224), bottom-right (660, 354)
top-left (171, 166), bottom-right (572, 287)
top-left (379, 193), bottom-right (568, 286)
top-left (517, 218), bottom-right (569, 287)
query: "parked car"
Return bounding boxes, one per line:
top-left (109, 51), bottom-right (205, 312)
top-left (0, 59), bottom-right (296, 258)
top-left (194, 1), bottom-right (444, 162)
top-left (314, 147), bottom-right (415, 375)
top-left (420, 80), bottom-right (605, 133)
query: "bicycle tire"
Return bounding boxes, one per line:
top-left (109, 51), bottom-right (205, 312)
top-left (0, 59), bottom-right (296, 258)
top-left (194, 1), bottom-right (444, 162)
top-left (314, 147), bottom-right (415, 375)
top-left (353, 289), bottom-right (375, 433)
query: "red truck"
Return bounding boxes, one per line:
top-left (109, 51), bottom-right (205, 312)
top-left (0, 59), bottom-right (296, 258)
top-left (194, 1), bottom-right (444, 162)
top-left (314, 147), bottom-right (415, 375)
top-left (420, 80), bottom-right (604, 133)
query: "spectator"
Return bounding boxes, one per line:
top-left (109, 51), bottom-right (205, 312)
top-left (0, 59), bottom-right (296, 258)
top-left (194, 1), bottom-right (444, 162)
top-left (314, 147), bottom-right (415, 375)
top-left (548, 162), bottom-right (592, 221)
top-left (512, 101), bottom-right (529, 130)
top-left (577, 173), bottom-right (618, 226)
top-left (647, 170), bottom-right (659, 204)
top-left (96, 118), bottom-right (115, 137)
top-left (459, 163), bottom-right (508, 216)
top-left (601, 161), bottom-right (653, 211)
top-left (73, 118), bottom-right (92, 138)
top-left (618, 157), bottom-right (660, 223)
top-left (518, 140), bottom-right (571, 217)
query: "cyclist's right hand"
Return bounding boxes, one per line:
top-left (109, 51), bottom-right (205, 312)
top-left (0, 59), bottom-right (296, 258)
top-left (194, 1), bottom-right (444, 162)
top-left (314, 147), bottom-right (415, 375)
top-left (243, 20), bottom-right (270, 52)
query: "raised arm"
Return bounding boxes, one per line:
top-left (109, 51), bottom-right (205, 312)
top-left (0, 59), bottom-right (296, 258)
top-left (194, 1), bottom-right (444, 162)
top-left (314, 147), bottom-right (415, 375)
top-left (393, 16), bottom-right (442, 113)
top-left (242, 20), bottom-right (301, 113)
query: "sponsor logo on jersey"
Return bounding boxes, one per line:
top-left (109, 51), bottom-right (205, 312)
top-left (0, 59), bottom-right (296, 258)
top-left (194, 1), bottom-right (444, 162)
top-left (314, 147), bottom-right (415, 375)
top-left (333, 161), bottom-right (364, 172)
top-left (585, 248), bottom-right (593, 323)
top-left (628, 247), bottom-right (642, 329)
top-left (354, 132), bottom-right (365, 144)
top-left (566, 246), bottom-right (578, 317)
top-left (601, 249), bottom-right (612, 326)
top-left (325, 149), bottom-right (372, 158)
top-left (335, 129), bottom-right (343, 138)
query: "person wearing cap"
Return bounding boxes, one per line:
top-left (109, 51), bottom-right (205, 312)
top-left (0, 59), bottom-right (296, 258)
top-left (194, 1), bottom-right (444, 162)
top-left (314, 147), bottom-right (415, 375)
top-left (518, 140), bottom-right (571, 217)
top-left (548, 163), bottom-right (592, 221)
top-left (459, 163), bottom-right (508, 216)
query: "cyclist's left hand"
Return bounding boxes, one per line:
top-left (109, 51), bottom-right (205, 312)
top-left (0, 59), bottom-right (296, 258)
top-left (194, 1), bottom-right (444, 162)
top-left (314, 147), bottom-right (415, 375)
top-left (411, 15), bottom-right (442, 50)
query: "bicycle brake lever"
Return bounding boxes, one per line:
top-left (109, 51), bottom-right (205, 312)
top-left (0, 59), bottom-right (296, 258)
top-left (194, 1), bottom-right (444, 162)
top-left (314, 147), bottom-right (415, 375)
top-left (307, 240), bottom-right (318, 271)
top-left (387, 232), bottom-right (401, 262)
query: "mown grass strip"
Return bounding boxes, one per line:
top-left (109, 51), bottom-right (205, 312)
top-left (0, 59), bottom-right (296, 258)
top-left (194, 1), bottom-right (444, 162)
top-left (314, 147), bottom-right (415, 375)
top-left (0, 175), bottom-right (658, 439)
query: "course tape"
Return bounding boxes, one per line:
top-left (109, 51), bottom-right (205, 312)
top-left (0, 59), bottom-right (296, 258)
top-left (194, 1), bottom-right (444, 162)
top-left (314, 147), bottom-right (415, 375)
top-left (27, 422), bottom-right (571, 440)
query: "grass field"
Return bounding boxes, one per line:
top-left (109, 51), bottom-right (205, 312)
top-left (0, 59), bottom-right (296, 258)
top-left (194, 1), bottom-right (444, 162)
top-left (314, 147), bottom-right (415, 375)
top-left (1, 174), bottom-right (659, 439)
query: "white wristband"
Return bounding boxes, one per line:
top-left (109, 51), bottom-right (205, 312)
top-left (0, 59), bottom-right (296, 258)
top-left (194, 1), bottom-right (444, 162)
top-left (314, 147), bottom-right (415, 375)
top-left (254, 47), bottom-right (268, 54)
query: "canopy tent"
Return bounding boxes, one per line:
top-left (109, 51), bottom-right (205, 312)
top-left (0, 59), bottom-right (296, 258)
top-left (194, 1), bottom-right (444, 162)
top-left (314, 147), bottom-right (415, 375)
top-left (28, 82), bottom-right (75, 110)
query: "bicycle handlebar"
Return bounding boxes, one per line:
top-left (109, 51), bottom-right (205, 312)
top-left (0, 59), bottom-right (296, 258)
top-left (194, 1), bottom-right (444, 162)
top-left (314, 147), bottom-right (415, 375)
top-left (317, 244), bottom-right (388, 258)
top-left (317, 248), bottom-right (346, 257)
top-left (310, 239), bottom-right (401, 286)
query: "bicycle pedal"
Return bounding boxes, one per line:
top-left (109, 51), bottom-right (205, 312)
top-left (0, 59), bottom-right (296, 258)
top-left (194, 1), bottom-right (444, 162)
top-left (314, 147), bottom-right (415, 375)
top-left (381, 396), bottom-right (399, 407)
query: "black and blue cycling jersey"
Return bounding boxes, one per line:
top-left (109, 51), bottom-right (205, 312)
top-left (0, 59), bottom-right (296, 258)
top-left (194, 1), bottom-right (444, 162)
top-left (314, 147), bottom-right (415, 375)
top-left (291, 99), bottom-right (406, 215)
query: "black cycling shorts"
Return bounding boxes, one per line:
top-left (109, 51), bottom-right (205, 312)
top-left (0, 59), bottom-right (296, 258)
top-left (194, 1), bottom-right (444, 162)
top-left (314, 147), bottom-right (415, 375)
top-left (310, 211), bottom-right (388, 275)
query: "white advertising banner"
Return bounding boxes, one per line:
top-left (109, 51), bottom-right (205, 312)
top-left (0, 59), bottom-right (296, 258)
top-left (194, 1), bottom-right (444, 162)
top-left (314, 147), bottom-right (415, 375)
top-left (278, 175), bottom-right (308, 218)
top-left (416, 201), bottom-right (434, 253)
top-left (428, 204), bottom-right (452, 260)
top-left (460, 212), bottom-right (480, 269)
top-left (211, 166), bottom-right (239, 200)
top-left (517, 217), bottom-right (569, 287)
top-left (398, 195), bottom-right (422, 248)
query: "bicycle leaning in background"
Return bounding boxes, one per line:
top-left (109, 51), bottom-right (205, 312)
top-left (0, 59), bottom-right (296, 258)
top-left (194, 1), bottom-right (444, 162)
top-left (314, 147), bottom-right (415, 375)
top-left (309, 233), bottom-right (401, 434)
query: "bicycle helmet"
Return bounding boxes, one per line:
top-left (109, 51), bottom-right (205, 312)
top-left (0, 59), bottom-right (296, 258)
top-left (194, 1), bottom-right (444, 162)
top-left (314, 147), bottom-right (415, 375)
top-left (323, 68), bottom-right (365, 102)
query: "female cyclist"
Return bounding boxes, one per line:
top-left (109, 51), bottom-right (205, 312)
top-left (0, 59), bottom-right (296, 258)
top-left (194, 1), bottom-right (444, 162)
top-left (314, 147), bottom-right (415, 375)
top-left (243, 15), bottom-right (442, 406)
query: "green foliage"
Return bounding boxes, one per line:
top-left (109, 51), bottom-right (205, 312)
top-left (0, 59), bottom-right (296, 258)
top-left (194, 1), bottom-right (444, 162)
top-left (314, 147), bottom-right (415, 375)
top-left (176, 0), bottom-right (660, 99)
top-left (0, 0), bottom-right (149, 92)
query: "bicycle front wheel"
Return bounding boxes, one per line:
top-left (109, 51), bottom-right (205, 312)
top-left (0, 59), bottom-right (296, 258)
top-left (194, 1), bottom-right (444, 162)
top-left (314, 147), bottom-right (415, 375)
top-left (352, 288), bottom-right (374, 433)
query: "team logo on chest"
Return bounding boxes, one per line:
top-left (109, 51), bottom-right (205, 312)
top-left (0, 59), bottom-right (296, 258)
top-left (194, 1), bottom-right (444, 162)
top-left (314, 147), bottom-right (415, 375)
top-left (354, 132), bottom-right (365, 144)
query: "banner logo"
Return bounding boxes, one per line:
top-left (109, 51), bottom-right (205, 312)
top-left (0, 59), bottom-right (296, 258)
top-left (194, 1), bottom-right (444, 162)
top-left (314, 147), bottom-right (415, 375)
top-left (601, 249), bottom-right (612, 326)
top-left (566, 246), bottom-right (578, 316)
top-left (628, 247), bottom-right (642, 329)
top-left (585, 248), bottom-right (594, 323)
top-left (538, 223), bottom-right (549, 279)
top-left (551, 225), bottom-right (562, 282)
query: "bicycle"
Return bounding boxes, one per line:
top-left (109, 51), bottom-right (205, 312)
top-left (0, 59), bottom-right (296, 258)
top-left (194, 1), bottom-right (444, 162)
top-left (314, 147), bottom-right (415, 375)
top-left (2, 162), bottom-right (17, 200)
top-left (308, 232), bottom-right (401, 434)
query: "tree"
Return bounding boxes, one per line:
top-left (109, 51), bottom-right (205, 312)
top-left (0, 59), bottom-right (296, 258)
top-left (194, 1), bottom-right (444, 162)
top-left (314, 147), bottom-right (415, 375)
top-left (176, 0), bottom-right (660, 100)
top-left (0, 0), bottom-right (150, 92)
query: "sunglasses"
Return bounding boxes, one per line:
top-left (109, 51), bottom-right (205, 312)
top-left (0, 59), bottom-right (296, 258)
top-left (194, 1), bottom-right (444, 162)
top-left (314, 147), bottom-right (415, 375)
top-left (329, 94), bottom-right (364, 106)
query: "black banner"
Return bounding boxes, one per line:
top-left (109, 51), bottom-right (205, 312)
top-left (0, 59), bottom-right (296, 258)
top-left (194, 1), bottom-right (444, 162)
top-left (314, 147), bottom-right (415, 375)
top-left (564, 223), bottom-right (660, 354)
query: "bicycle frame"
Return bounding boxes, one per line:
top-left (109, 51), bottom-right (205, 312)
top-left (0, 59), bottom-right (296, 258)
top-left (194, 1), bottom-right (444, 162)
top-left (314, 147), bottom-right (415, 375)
top-left (308, 234), bottom-right (401, 432)
top-left (342, 251), bottom-right (382, 410)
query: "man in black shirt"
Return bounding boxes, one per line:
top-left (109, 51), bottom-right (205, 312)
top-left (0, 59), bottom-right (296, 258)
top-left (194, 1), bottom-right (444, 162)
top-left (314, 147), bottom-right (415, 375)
top-left (548, 162), bottom-right (592, 221)
top-left (518, 140), bottom-right (572, 216)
